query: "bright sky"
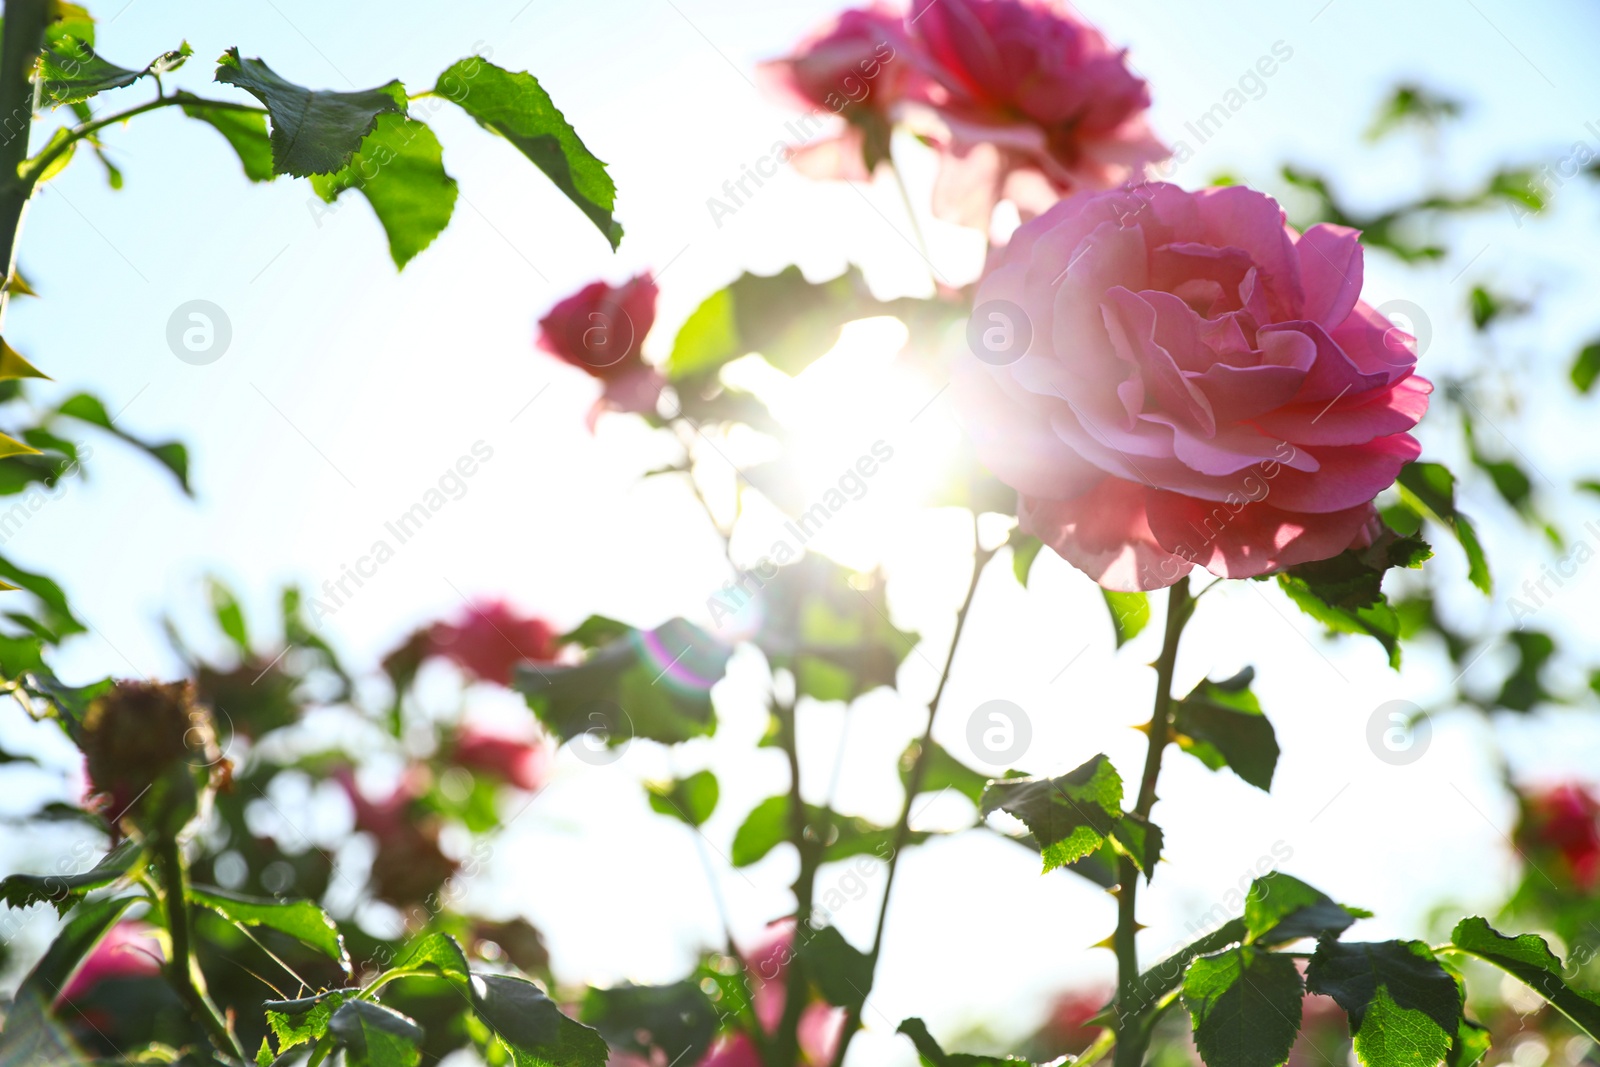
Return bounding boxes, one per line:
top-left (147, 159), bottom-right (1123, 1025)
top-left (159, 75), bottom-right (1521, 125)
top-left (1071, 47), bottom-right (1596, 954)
top-left (5, 0), bottom-right (1600, 1061)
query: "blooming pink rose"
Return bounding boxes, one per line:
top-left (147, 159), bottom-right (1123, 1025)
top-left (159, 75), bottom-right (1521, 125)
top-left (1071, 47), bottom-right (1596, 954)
top-left (450, 725), bottom-right (550, 792)
top-left (759, 6), bottom-right (918, 180)
top-left (428, 599), bottom-right (560, 686)
top-left (538, 274), bottom-right (663, 429)
top-left (904, 0), bottom-right (1167, 228)
top-left (956, 182), bottom-right (1430, 591)
top-left (57, 922), bottom-right (163, 1007)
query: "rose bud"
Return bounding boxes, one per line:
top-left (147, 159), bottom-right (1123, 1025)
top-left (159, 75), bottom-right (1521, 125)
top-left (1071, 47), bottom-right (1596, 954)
top-left (537, 273), bottom-right (664, 430)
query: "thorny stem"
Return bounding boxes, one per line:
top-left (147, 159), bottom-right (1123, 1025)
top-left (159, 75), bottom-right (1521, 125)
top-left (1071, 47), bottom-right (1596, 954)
top-left (827, 516), bottom-right (996, 1067)
top-left (1112, 577), bottom-right (1193, 1067)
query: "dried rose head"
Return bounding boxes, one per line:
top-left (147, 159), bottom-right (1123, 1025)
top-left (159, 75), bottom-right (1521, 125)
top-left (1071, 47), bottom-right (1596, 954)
top-left (81, 679), bottom-right (226, 840)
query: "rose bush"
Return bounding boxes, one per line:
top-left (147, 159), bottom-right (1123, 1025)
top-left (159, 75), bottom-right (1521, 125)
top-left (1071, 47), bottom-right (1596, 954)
top-left (957, 181), bottom-right (1430, 590)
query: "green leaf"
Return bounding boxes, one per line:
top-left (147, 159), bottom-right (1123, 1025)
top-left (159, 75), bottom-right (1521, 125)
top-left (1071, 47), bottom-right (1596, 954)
top-left (471, 972), bottom-right (609, 1067)
top-left (898, 738), bottom-right (989, 806)
top-left (1396, 462), bottom-right (1489, 594)
top-left (207, 576), bottom-right (250, 653)
top-left (1106, 813), bottom-right (1164, 880)
top-left (265, 988), bottom-right (356, 1054)
top-left (435, 57), bottom-right (620, 249)
top-left (1573, 341), bottom-right (1600, 394)
top-left (1120, 919), bottom-right (1249, 1020)
top-left (38, 38), bottom-right (146, 106)
top-left (730, 794), bottom-right (904, 868)
top-left (1495, 630), bottom-right (1556, 712)
top-left (514, 618), bottom-right (729, 748)
top-left (798, 925), bottom-right (874, 1012)
top-left (667, 265), bottom-right (884, 379)
top-left (896, 1017), bottom-right (1036, 1066)
top-left (755, 556), bottom-right (918, 703)
top-left (0, 552), bottom-right (86, 639)
top-left (1243, 872), bottom-right (1357, 945)
top-left (560, 614), bottom-right (631, 650)
top-left (1009, 529), bottom-right (1044, 587)
top-left (180, 94), bottom-right (275, 181)
top-left (1448, 917), bottom-right (1600, 1039)
top-left (310, 114), bottom-right (458, 268)
top-left (1182, 946), bottom-right (1303, 1067)
top-left (1448, 1018), bottom-right (1492, 1067)
top-left (189, 885), bottom-right (348, 967)
top-left (581, 980), bottom-right (718, 1065)
top-left (56, 392), bottom-right (190, 493)
top-left (1306, 940), bottom-right (1462, 1067)
top-left (0, 840), bottom-right (142, 914)
top-left (646, 769), bottom-right (719, 827)
top-left (215, 49), bottom-right (404, 177)
top-left (0, 895), bottom-right (139, 1063)
top-left (1103, 590), bottom-right (1150, 648)
top-left (1172, 673), bottom-right (1280, 792)
top-left (979, 755), bottom-right (1123, 874)
top-left (328, 1000), bottom-right (423, 1067)
top-left (392, 930), bottom-right (471, 983)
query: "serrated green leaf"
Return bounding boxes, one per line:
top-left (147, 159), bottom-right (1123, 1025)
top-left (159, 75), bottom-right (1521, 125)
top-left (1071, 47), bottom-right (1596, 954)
top-left (215, 49), bottom-right (403, 177)
top-left (310, 114), bottom-right (458, 268)
top-left (979, 755), bottom-right (1123, 874)
top-left (1243, 872), bottom-right (1357, 945)
top-left (0, 840), bottom-right (141, 914)
top-left (180, 94), bottom-right (275, 182)
top-left (328, 999), bottom-right (423, 1067)
top-left (392, 931), bottom-right (471, 983)
top-left (1306, 939), bottom-right (1461, 1067)
top-left (471, 972), bottom-right (609, 1067)
top-left (646, 769), bottom-right (719, 827)
top-left (1448, 917), bottom-right (1600, 1039)
top-left (1183, 946), bottom-right (1303, 1067)
top-left (1107, 813), bottom-right (1163, 880)
top-left (1396, 462), bottom-right (1489, 594)
top-left (189, 885), bottom-right (347, 966)
top-left (264, 988), bottom-right (356, 1054)
top-left (435, 57), bottom-right (620, 249)
top-left (1172, 675), bottom-right (1279, 793)
top-left (38, 37), bottom-right (147, 106)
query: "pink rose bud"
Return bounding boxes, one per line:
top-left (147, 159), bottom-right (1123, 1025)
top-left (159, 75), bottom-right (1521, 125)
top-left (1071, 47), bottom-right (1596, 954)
top-left (905, 0), bottom-right (1168, 227)
top-left (956, 182), bottom-right (1430, 591)
top-left (537, 274), bottom-right (664, 428)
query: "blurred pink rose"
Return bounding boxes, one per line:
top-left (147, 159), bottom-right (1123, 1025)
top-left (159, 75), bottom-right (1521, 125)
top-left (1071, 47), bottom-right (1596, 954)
top-left (451, 725), bottom-right (550, 792)
top-left (697, 921), bottom-right (843, 1066)
top-left (57, 922), bottom-right (163, 1007)
top-left (336, 767), bottom-right (458, 906)
top-left (428, 599), bottom-right (560, 687)
top-left (759, 6), bottom-right (918, 180)
top-left (1039, 987), bottom-right (1111, 1054)
top-left (905, 0), bottom-right (1166, 228)
top-left (538, 273), bottom-right (663, 429)
top-left (956, 182), bottom-right (1429, 591)
top-left (1525, 784), bottom-right (1600, 889)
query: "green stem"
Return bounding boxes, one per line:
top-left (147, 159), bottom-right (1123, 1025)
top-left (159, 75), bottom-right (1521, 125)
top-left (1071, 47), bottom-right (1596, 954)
top-left (769, 683), bottom-right (814, 1067)
top-left (827, 523), bottom-right (995, 1067)
top-left (154, 837), bottom-right (246, 1060)
top-left (20, 93), bottom-right (265, 184)
top-left (1113, 577), bottom-right (1192, 1067)
top-left (0, 0), bottom-right (46, 326)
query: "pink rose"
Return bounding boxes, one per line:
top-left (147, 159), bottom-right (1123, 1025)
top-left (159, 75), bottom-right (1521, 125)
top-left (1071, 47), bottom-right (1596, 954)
top-left (57, 922), bottom-right (163, 1007)
top-left (427, 599), bottom-right (560, 687)
top-left (759, 6), bottom-right (918, 180)
top-left (696, 921), bottom-right (843, 1066)
top-left (450, 725), bottom-right (550, 792)
top-left (335, 767), bottom-right (458, 906)
top-left (905, 0), bottom-right (1167, 227)
top-left (537, 274), bottom-right (663, 429)
top-left (956, 182), bottom-right (1430, 591)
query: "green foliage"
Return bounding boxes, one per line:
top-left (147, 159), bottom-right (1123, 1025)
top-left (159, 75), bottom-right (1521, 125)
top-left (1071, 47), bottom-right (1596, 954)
top-left (327, 1000), bottom-right (424, 1067)
top-left (392, 930), bottom-right (472, 982)
top-left (1103, 589), bottom-right (1150, 648)
top-left (897, 1018), bottom-right (1040, 1065)
top-left (1395, 461), bottom-right (1489, 594)
top-left (730, 794), bottom-right (904, 867)
top-left (1243, 872), bottom-right (1359, 945)
top-left (667, 265), bottom-right (886, 379)
top-left (581, 980), bottom-right (719, 1064)
top-left (979, 755), bottom-right (1130, 874)
top-left (1306, 939), bottom-right (1462, 1067)
top-left (1277, 526), bottom-right (1433, 668)
top-left (470, 973), bottom-right (609, 1067)
top-left (189, 885), bottom-right (348, 966)
top-left (1571, 340), bottom-right (1600, 394)
top-left (264, 989), bottom-right (355, 1055)
top-left (1494, 630), bottom-right (1556, 712)
top-left (0, 839), bottom-right (141, 913)
top-left (646, 769), bottom-right (719, 826)
top-left (56, 392), bottom-right (191, 493)
top-left (514, 618), bottom-right (730, 746)
top-left (1009, 529), bottom-right (1044, 586)
top-left (0, 895), bottom-right (139, 1062)
top-left (1182, 946), bottom-right (1303, 1067)
top-left (899, 738), bottom-right (989, 806)
top-left (179, 94), bottom-right (274, 181)
top-left (214, 49), bottom-right (403, 177)
top-left (1365, 84), bottom-right (1463, 141)
top-left (1171, 670), bottom-right (1279, 792)
top-left (38, 37), bottom-right (188, 106)
top-left (1448, 917), bottom-right (1600, 1039)
top-left (310, 114), bottom-right (459, 268)
top-left (435, 58), bottom-right (621, 249)
top-left (797, 924), bottom-right (873, 1011)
